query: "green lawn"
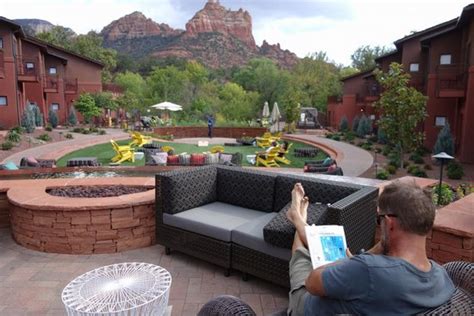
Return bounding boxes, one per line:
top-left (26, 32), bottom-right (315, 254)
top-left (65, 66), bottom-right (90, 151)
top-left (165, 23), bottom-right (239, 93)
top-left (57, 139), bottom-right (327, 168)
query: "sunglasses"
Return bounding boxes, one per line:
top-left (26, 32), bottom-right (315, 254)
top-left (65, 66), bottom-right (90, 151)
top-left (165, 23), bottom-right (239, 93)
top-left (376, 214), bottom-right (398, 225)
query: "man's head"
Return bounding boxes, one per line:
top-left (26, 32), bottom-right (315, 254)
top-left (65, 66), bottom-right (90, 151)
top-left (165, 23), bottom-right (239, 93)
top-left (377, 181), bottom-right (435, 253)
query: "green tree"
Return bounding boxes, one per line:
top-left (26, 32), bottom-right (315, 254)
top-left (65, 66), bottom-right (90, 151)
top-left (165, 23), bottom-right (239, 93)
top-left (116, 91), bottom-right (141, 115)
top-left (218, 83), bottom-right (260, 121)
top-left (92, 91), bottom-right (117, 110)
top-left (74, 93), bottom-right (102, 124)
top-left (146, 65), bottom-right (189, 105)
top-left (36, 26), bottom-right (76, 48)
top-left (351, 45), bottom-right (393, 71)
top-left (433, 122), bottom-right (454, 156)
top-left (374, 63), bottom-right (427, 168)
top-left (281, 84), bottom-right (305, 132)
top-left (185, 61), bottom-right (209, 99)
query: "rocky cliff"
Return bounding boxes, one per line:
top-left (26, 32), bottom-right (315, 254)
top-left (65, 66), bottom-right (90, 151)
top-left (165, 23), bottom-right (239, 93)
top-left (14, 19), bottom-right (54, 36)
top-left (100, 0), bottom-right (298, 69)
top-left (101, 11), bottom-right (182, 43)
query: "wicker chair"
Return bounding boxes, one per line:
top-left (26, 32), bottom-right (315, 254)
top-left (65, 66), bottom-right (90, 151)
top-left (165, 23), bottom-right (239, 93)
top-left (198, 261), bottom-right (473, 315)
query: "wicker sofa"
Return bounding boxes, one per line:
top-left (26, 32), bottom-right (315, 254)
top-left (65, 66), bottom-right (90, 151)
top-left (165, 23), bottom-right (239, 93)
top-left (155, 165), bottom-right (379, 287)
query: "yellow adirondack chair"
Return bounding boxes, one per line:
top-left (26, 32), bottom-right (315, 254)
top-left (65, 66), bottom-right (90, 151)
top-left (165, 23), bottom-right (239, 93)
top-left (110, 140), bottom-right (135, 164)
top-left (161, 145), bottom-right (174, 154)
top-left (275, 143), bottom-right (293, 165)
top-left (129, 131), bottom-right (152, 148)
top-left (270, 132), bottom-right (282, 142)
top-left (210, 145), bottom-right (225, 154)
top-left (255, 147), bottom-right (280, 167)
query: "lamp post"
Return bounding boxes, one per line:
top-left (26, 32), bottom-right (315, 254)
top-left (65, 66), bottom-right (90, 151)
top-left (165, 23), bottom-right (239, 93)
top-left (432, 152), bottom-right (454, 205)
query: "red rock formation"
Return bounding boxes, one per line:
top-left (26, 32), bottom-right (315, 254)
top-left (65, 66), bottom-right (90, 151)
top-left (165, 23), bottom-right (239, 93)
top-left (185, 0), bottom-right (256, 49)
top-left (101, 11), bottom-right (182, 42)
top-left (259, 40), bottom-right (298, 69)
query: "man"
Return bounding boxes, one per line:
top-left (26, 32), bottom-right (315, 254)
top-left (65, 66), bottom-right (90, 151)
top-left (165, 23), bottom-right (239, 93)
top-left (207, 116), bottom-right (214, 138)
top-left (286, 181), bottom-right (455, 315)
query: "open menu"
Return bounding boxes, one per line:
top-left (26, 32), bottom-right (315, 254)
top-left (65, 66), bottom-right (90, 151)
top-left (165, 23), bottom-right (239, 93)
top-left (305, 225), bottom-right (347, 269)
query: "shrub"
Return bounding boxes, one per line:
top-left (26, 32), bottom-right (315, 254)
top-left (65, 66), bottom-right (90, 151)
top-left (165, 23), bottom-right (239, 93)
top-left (361, 143), bottom-right (372, 151)
top-left (325, 133), bottom-right (333, 139)
top-left (447, 161), bottom-right (464, 180)
top-left (403, 161), bottom-right (410, 169)
top-left (388, 151), bottom-right (401, 168)
top-left (332, 135), bottom-right (341, 141)
top-left (424, 164), bottom-right (432, 170)
top-left (44, 124), bottom-right (53, 132)
top-left (6, 130), bottom-right (21, 143)
top-left (433, 122), bottom-right (454, 156)
top-left (98, 129), bottom-right (107, 135)
top-left (21, 106), bottom-right (35, 133)
top-left (36, 133), bottom-right (51, 142)
top-left (72, 127), bottom-right (84, 133)
top-left (339, 116), bottom-right (349, 132)
top-left (344, 131), bottom-right (355, 141)
top-left (356, 115), bottom-right (372, 137)
top-left (432, 183), bottom-right (454, 206)
top-left (65, 133), bottom-right (74, 139)
top-left (376, 169), bottom-right (389, 180)
top-left (412, 169), bottom-right (427, 178)
top-left (351, 115), bottom-right (360, 132)
top-left (48, 109), bottom-right (58, 128)
top-left (409, 153), bottom-right (424, 164)
top-left (10, 126), bottom-right (24, 134)
top-left (1, 141), bottom-right (14, 151)
top-left (382, 145), bottom-right (392, 157)
top-left (68, 106), bottom-right (78, 126)
top-left (89, 127), bottom-right (99, 133)
top-left (31, 104), bottom-right (43, 127)
top-left (386, 164), bottom-right (397, 174)
top-left (377, 127), bottom-right (388, 144)
top-left (81, 129), bottom-right (91, 134)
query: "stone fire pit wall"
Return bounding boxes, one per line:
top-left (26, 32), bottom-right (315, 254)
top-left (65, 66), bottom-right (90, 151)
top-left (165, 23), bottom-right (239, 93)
top-left (5, 178), bottom-right (156, 254)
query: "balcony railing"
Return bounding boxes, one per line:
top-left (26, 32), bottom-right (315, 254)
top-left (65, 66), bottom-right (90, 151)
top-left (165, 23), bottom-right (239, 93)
top-left (65, 78), bottom-right (78, 92)
top-left (437, 64), bottom-right (466, 91)
top-left (43, 75), bottom-right (59, 91)
top-left (16, 55), bottom-right (40, 77)
top-left (365, 82), bottom-right (380, 97)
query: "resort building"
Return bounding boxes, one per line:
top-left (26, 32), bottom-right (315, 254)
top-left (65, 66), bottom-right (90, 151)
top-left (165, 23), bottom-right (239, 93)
top-left (0, 17), bottom-right (103, 129)
top-left (327, 4), bottom-right (474, 164)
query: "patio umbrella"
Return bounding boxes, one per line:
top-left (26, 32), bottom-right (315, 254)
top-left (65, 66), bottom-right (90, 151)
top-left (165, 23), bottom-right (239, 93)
top-left (271, 102), bottom-right (281, 131)
top-left (150, 101), bottom-right (182, 122)
top-left (262, 101), bottom-right (270, 117)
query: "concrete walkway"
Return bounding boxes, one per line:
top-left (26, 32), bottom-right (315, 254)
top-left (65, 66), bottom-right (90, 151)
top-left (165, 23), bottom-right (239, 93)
top-left (284, 134), bottom-right (374, 177)
top-left (1, 128), bottom-right (130, 165)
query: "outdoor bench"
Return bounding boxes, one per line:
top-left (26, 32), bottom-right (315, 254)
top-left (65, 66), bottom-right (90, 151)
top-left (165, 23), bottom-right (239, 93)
top-left (155, 165), bottom-right (378, 287)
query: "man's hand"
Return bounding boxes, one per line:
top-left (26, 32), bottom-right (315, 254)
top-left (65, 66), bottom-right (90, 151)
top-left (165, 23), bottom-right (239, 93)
top-left (346, 248), bottom-right (353, 258)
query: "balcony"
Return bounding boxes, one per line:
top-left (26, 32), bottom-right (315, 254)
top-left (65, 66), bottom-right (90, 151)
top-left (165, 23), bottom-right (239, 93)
top-left (364, 82), bottom-right (380, 102)
top-left (436, 64), bottom-right (466, 98)
top-left (65, 78), bottom-right (78, 94)
top-left (17, 55), bottom-right (40, 82)
top-left (43, 75), bottom-right (59, 93)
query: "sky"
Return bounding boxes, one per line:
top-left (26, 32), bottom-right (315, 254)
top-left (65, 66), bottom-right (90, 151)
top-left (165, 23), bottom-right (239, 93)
top-left (2, 0), bottom-right (472, 66)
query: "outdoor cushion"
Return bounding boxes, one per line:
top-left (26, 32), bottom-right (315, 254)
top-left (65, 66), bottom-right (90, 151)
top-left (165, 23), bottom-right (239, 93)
top-left (205, 153), bottom-right (219, 164)
top-left (3, 161), bottom-right (19, 170)
top-left (322, 157), bottom-right (332, 166)
top-left (158, 166), bottom-right (217, 214)
top-left (232, 212), bottom-right (291, 261)
top-left (151, 152), bottom-right (168, 165)
top-left (219, 153), bottom-right (233, 164)
top-left (179, 153), bottom-right (191, 165)
top-left (26, 157), bottom-right (39, 166)
top-left (167, 155), bottom-right (179, 165)
top-left (217, 166), bottom-right (277, 213)
top-left (163, 202), bottom-right (268, 242)
top-left (263, 202), bottom-right (329, 249)
top-left (191, 153), bottom-right (206, 166)
top-left (273, 174), bottom-right (358, 211)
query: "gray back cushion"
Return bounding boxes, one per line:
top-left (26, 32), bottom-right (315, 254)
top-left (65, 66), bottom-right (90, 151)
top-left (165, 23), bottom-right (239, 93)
top-left (217, 166), bottom-right (277, 213)
top-left (158, 166), bottom-right (217, 214)
top-left (273, 174), bottom-right (359, 212)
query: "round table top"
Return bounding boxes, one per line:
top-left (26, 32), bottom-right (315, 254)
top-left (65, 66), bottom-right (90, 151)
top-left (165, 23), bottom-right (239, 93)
top-left (62, 262), bottom-right (172, 313)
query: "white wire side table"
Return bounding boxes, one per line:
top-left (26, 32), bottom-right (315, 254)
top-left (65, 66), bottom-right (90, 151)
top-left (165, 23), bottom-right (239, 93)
top-left (62, 262), bottom-right (172, 316)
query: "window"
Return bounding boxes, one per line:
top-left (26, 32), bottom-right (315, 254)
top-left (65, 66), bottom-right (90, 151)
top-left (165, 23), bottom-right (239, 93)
top-left (409, 63), bottom-right (419, 72)
top-left (435, 116), bottom-right (446, 127)
top-left (51, 103), bottom-right (59, 111)
top-left (0, 38), bottom-right (3, 49)
top-left (0, 96), bottom-right (7, 106)
top-left (26, 62), bottom-right (35, 69)
top-left (49, 67), bottom-right (57, 75)
top-left (440, 54), bottom-right (452, 65)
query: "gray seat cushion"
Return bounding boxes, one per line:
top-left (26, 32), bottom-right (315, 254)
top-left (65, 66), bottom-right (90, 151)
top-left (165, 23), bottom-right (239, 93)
top-left (232, 213), bottom-right (292, 261)
top-left (163, 202), bottom-right (268, 242)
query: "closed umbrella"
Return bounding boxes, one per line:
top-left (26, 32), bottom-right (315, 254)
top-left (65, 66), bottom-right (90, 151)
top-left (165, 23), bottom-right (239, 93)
top-left (271, 102), bottom-right (281, 131)
top-left (262, 101), bottom-right (270, 117)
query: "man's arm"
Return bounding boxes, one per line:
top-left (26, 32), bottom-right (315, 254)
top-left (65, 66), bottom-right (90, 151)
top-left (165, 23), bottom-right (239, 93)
top-left (304, 260), bottom-right (343, 296)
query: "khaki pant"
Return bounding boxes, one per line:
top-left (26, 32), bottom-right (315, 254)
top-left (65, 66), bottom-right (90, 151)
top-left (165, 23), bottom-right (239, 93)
top-left (288, 247), bottom-right (313, 316)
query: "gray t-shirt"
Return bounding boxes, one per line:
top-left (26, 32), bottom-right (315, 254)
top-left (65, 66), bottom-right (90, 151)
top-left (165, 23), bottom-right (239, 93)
top-left (304, 254), bottom-right (455, 316)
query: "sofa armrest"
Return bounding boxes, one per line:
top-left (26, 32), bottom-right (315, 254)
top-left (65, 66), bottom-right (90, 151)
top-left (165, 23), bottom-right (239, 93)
top-left (155, 166), bottom-right (218, 221)
top-left (327, 186), bottom-right (379, 252)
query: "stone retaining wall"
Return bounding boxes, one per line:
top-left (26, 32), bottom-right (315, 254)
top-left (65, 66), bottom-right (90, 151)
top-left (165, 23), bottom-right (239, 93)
top-left (154, 126), bottom-right (267, 138)
top-left (0, 191), bottom-right (9, 228)
top-left (10, 203), bottom-right (155, 254)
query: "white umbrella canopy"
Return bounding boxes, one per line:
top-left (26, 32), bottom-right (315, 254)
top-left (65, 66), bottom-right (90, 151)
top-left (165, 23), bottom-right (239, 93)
top-left (262, 101), bottom-right (270, 117)
top-left (151, 101), bottom-right (183, 112)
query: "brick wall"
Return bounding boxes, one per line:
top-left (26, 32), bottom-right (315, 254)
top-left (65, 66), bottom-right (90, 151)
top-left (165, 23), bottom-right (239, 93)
top-left (154, 127), bottom-right (267, 138)
top-left (0, 192), bottom-right (9, 228)
top-left (374, 226), bottom-right (473, 264)
top-left (9, 203), bottom-right (156, 254)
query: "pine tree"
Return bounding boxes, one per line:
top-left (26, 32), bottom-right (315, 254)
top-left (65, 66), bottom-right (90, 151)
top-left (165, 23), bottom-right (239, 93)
top-left (68, 106), bottom-right (78, 126)
top-left (21, 106), bottom-right (35, 133)
top-left (352, 115), bottom-right (360, 132)
top-left (339, 116), bottom-right (349, 132)
top-left (48, 109), bottom-right (58, 128)
top-left (433, 122), bottom-right (454, 156)
top-left (357, 115), bottom-right (372, 137)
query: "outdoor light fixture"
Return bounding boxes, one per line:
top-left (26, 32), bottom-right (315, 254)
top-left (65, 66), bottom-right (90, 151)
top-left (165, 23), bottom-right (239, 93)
top-left (432, 152), bottom-right (454, 205)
